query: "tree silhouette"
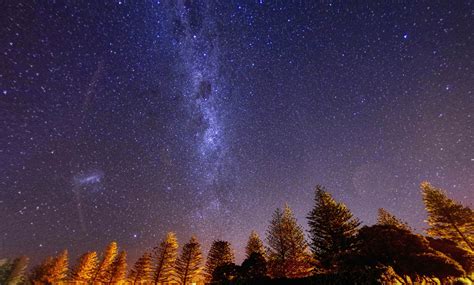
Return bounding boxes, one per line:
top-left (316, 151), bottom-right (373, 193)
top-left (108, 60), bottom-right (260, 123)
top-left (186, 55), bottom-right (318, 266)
top-left (129, 252), bottom-right (153, 285)
top-left (427, 237), bottom-right (473, 274)
top-left (0, 256), bottom-right (29, 285)
top-left (29, 256), bottom-right (53, 284)
top-left (377, 208), bottom-right (411, 231)
top-left (307, 185), bottom-right (360, 272)
top-left (153, 232), bottom-right (179, 284)
top-left (93, 241), bottom-right (118, 283)
top-left (212, 263), bottom-right (239, 283)
top-left (267, 205), bottom-right (313, 278)
top-left (245, 231), bottom-right (266, 259)
top-left (176, 236), bottom-right (203, 285)
top-left (340, 224), bottom-right (465, 282)
top-left (240, 252), bottom-right (267, 281)
top-left (205, 240), bottom-right (235, 282)
top-left (108, 250), bottom-right (127, 284)
top-left (71, 251), bottom-right (99, 282)
top-left (43, 250), bottom-right (68, 284)
top-left (421, 181), bottom-right (474, 251)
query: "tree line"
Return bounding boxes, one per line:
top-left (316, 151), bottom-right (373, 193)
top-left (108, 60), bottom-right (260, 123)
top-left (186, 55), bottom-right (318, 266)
top-left (1, 181), bottom-right (473, 284)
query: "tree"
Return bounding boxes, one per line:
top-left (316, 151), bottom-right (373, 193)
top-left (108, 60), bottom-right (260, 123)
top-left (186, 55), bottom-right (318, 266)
top-left (29, 256), bottom-right (53, 284)
top-left (421, 181), bottom-right (474, 251)
top-left (377, 208), bottom-right (411, 231)
top-left (245, 231), bottom-right (266, 259)
top-left (93, 241), bottom-right (118, 283)
top-left (0, 259), bottom-right (13, 285)
top-left (340, 224), bottom-right (465, 282)
top-left (129, 252), bottom-right (153, 285)
top-left (212, 263), bottom-right (239, 283)
top-left (153, 232), bottom-right (179, 284)
top-left (267, 205), bottom-right (313, 278)
top-left (176, 236), bottom-right (203, 285)
top-left (108, 250), bottom-right (127, 284)
top-left (307, 185), bottom-right (360, 271)
top-left (45, 250), bottom-right (68, 283)
top-left (0, 256), bottom-right (29, 285)
top-left (427, 237), bottom-right (474, 274)
top-left (240, 252), bottom-right (267, 281)
top-left (72, 251), bottom-right (99, 282)
top-left (205, 240), bottom-right (235, 282)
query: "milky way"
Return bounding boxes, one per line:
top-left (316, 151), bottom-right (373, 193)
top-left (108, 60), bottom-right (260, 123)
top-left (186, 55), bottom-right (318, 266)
top-left (1, 1), bottom-right (472, 264)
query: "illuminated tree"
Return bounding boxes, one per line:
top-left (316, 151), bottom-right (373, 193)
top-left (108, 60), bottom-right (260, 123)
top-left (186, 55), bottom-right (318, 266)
top-left (108, 250), bottom-right (127, 284)
top-left (205, 240), bottom-right (235, 282)
top-left (377, 208), bottom-right (411, 231)
top-left (176, 236), bottom-right (203, 285)
top-left (421, 181), bottom-right (474, 251)
top-left (45, 250), bottom-right (68, 283)
top-left (29, 256), bottom-right (53, 284)
top-left (93, 241), bottom-right (118, 283)
top-left (245, 231), bottom-right (266, 259)
top-left (267, 205), bottom-right (313, 278)
top-left (0, 256), bottom-right (29, 285)
top-left (153, 232), bottom-right (179, 284)
top-left (129, 252), bottom-right (153, 285)
top-left (72, 251), bottom-right (99, 282)
top-left (307, 185), bottom-right (360, 271)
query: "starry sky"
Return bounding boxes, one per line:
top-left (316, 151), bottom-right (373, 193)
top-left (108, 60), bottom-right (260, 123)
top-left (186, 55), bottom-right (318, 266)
top-left (1, 1), bottom-right (473, 264)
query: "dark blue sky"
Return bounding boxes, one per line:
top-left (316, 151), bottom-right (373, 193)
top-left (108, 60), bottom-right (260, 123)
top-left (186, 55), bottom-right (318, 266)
top-left (1, 1), bottom-right (472, 264)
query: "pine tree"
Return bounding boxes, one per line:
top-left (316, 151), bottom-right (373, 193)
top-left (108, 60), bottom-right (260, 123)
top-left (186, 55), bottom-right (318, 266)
top-left (0, 259), bottom-right (13, 284)
top-left (71, 251), bottom-right (99, 282)
top-left (29, 256), bottom-right (53, 284)
top-left (377, 208), bottom-right (411, 231)
top-left (5, 256), bottom-right (29, 285)
top-left (307, 185), bottom-right (360, 271)
top-left (205, 240), bottom-right (234, 282)
top-left (245, 231), bottom-right (266, 259)
top-left (267, 204), bottom-right (313, 278)
top-left (93, 241), bottom-right (118, 283)
top-left (129, 252), bottom-right (153, 285)
top-left (421, 181), bottom-right (474, 251)
top-left (176, 236), bottom-right (203, 285)
top-left (153, 232), bottom-right (179, 284)
top-left (108, 251), bottom-right (127, 284)
top-left (45, 250), bottom-right (68, 283)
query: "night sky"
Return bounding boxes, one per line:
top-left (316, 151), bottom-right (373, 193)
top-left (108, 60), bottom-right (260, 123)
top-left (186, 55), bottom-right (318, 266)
top-left (1, 1), bottom-right (473, 264)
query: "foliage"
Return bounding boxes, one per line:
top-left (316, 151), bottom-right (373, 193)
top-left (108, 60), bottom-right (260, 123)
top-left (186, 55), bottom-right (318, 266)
top-left (245, 231), bottom-right (266, 259)
top-left (129, 252), bottom-right (153, 284)
top-left (427, 237), bottom-right (474, 274)
top-left (267, 204), bottom-right (313, 278)
top-left (0, 259), bottom-right (13, 285)
top-left (153, 231), bottom-right (179, 284)
top-left (377, 208), bottom-right (411, 231)
top-left (0, 256), bottom-right (29, 285)
top-left (421, 181), bottom-right (474, 251)
top-left (109, 250), bottom-right (127, 284)
top-left (176, 236), bottom-right (203, 285)
top-left (44, 250), bottom-right (68, 283)
top-left (339, 224), bottom-right (465, 281)
top-left (212, 263), bottom-right (239, 283)
top-left (240, 252), bottom-right (268, 281)
top-left (205, 240), bottom-right (235, 282)
top-left (71, 251), bottom-right (99, 282)
top-left (29, 256), bottom-right (54, 284)
top-left (93, 241), bottom-right (118, 282)
top-left (307, 185), bottom-right (360, 271)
